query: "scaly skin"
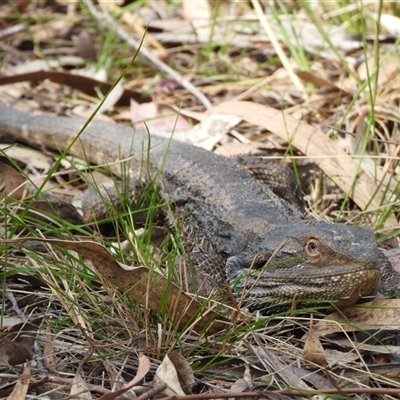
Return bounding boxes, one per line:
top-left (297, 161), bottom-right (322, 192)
top-left (0, 104), bottom-right (398, 313)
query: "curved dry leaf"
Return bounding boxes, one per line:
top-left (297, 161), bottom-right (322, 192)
top-left (129, 100), bottom-right (191, 131)
top-left (0, 337), bottom-right (32, 367)
top-left (278, 19), bottom-right (354, 60)
top-left (0, 319), bottom-right (40, 367)
top-left (0, 144), bottom-right (51, 171)
top-left (167, 352), bottom-right (195, 394)
top-left (7, 363), bottom-right (30, 400)
top-left (296, 70), bottom-right (350, 93)
top-left (229, 378), bottom-right (251, 393)
top-left (130, 353), bottom-right (151, 386)
top-left (209, 101), bottom-right (397, 226)
top-left (357, 54), bottom-right (399, 86)
top-left (371, 13), bottom-right (400, 36)
top-left (314, 299), bottom-right (400, 336)
top-left (0, 238), bottom-right (228, 334)
top-left (0, 159), bottom-right (27, 199)
top-left (330, 337), bottom-right (400, 357)
top-left (97, 353), bottom-right (151, 400)
top-left (71, 30), bottom-right (97, 62)
top-left (153, 352), bottom-right (194, 396)
top-left (0, 71), bottom-right (147, 107)
top-left (229, 365), bottom-right (252, 393)
top-left (152, 113), bottom-right (240, 151)
top-left (70, 373), bottom-right (91, 400)
top-left (303, 323), bottom-right (327, 367)
top-left (30, 196), bottom-right (84, 225)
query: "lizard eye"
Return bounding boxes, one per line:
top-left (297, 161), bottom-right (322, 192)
top-left (304, 239), bottom-right (322, 262)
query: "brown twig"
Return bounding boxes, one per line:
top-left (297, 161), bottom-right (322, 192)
top-left (135, 383), bottom-right (168, 400)
top-left (158, 387), bottom-right (400, 400)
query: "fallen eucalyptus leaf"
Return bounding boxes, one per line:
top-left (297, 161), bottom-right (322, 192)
top-left (0, 237), bottom-right (228, 334)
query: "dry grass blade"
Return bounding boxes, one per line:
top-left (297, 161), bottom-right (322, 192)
top-left (250, 343), bottom-right (312, 390)
top-left (209, 101), bottom-right (397, 226)
top-left (251, 0), bottom-right (305, 96)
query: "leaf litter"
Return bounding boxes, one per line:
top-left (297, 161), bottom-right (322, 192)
top-left (0, 0), bottom-right (399, 398)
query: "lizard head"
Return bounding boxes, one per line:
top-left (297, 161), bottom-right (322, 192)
top-left (226, 221), bottom-right (383, 314)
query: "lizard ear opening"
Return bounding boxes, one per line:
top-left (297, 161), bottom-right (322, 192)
top-left (304, 239), bottom-right (322, 262)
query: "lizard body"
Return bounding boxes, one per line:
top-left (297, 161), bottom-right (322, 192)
top-left (0, 104), bottom-right (398, 313)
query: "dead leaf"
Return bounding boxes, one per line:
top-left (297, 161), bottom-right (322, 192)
top-left (72, 30), bottom-right (97, 62)
top-left (182, 0), bottom-right (210, 21)
top-left (0, 159), bottom-right (27, 199)
top-left (385, 247), bottom-right (400, 273)
top-left (0, 144), bottom-right (51, 171)
top-left (278, 19), bottom-right (361, 61)
top-left (314, 299), bottom-right (400, 336)
top-left (371, 13), bottom-right (400, 36)
top-left (0, 319), bottom-right (41, 367)
top-left (0, 238), bottom-right (228, 334)
top-left (11, 59), bottom-right (74, 75)
top-left (303, 316), bottom-right (327, 367)
top-left (29, 196), bottom-right (84, 226)
top-left (128, 353), bottom-right (151, 386)
top-left (357, 53), bottom-right (399, 87)
top-left (153, 113), bottom-right (241, 151)
top-left (229, 378), bottom-right (251, 393)
top-left (167, 352), bottom-right (195, 394)
top-left (250, 343), bottom-right (312, 391)
top-left (372, 353), bottom-right (391, 364)
top-left (7, 363), bottom-right (30, 400)
top-left (296, 70), bottom-right (350, 94)
top-left (0, 337), bottom-right (33, 367)
top-left (98, 353), bottom-right (151, 400)
top-left (153, 352), bottom-right (194, 396)
top-left (229, 365), bottom-right (252, 393)
top-left (340, 339), bottom-right (400, 357)
top-left (181, 0), bottom-right (212, 43)
top-left (70, 373), bottom-right (92, 400)
top-left (43, 327), bottom-right (57, 374)
top-left (0, 317), bottom-right (27, 328)
top-left (15, 0), bottom-right (29, 12)
top-left (209, 101), bottom-right (397, 226)
top-left (130, 100), bottom-right (191, 131)
top-left (0, 71), bottom-right (148, 107)
top-left (5, 269), bottom-right (47, 289)
top-left (323, 348), bottom-right (360, 365)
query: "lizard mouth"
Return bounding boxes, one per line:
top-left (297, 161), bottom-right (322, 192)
top-left (232, 260), bottom-right (381, 314)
